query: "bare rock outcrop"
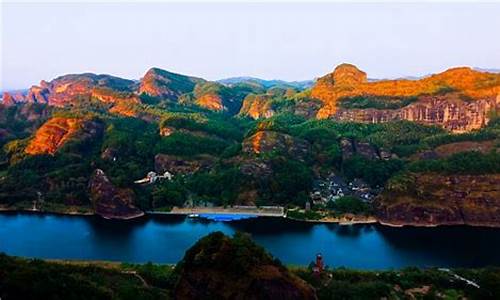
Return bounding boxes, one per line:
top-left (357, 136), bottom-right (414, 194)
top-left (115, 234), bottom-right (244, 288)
top-left (334, 94), bottom-right (498, 132)
top-left (89, 169), bottom-right (143, 219)
top-left (340, 138), bottom-right (384, 160)
top-left (195, 93), bottom-right (225, 111)
top-left (2, 92), bottom-right (19, 106)
top-left (312, 64), bottom-right (500, 131)
top-left (139, 67), bottom-right (203, 99)
top-left (25, 117), bottom-right (103, 155)
top-left (21, 74), bottom-right (137, 107)
top-left (154, 154), bottom-right (214, 175)
top-left (239, 94), bottom-right (275, 119)
top-left (242, 130), bottom-right (310, 160)
top-left (376, 173), bottom-right (500, 227)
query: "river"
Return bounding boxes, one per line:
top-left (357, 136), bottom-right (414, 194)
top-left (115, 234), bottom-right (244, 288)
top-left (1, 212), bottom-right (500, 269)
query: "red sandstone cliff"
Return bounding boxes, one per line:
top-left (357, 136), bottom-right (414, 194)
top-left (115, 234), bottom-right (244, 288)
top-left (139, 67), bottom-right (203, 99)
top-left (25, 117), bottom-right (103, 155)
top-left (311, 64), bottom-right (500, 131)
top-left (20, 74), bottom-right (137, 106)
top-left (376, 173), bottom-right (500, 227)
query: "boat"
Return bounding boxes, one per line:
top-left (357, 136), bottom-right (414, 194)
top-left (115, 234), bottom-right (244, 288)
top-left (188, 214), bottom-right (199, 218)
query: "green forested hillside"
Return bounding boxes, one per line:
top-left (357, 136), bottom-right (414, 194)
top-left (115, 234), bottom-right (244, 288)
top-left (1, 73), bottom-right (499, 222)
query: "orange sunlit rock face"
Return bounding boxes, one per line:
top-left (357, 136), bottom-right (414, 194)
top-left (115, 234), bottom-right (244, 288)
top-left (195, 94), bottom-right (225, 111)
top-left (242, 130), bottom-right (310, 160)
top-left (2, 93), bottom-right (14, 106)
top-left (91, 88), bottom-right (139, 104)
top-left (138, 67), bottom-right (201, 100)
top-left (239, 94), bottom-right (275, 119)
top-left (25, 117), bottom-right (103, 155)
top-left (311, 64), bottom-right (500, 131)
top-left (25, 117), bottom-right (83, 155)
top-left (139, 68), bottom-right (175, 98)
top-left (108, 100), bottom-right (140, 117)
top-left (20, 74), bottom-right (137, 107)
top-left (250, 130), bottom-right (265, 154)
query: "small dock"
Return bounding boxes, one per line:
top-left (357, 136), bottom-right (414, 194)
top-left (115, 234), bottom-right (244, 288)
top-left (147, 206), bottom-right (285, 219)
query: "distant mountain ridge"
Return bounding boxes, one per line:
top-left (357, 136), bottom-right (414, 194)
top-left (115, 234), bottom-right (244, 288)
top-left (2, 64), bottom-right (499, 132)
top-left (474, 67), bottom-right (500, 73)
top-left (217, 76), bottom-right (314, 90)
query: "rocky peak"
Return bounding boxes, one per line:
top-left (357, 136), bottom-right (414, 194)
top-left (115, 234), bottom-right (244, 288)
top-left (332, 63), bottom-right (367, 86)
top-left (238, 94), bottom-right (275, 119)
top-left (312, 65), bottom-right (500, 131)
top-left (174, 232), bottom-right (317, 300)
top-left (20, 73), bottom-right (136, 107)
top-left (1, 93), bottom-right (16, 106)
top-left (189, 81), bottom-right (246, 114)
top-left (139, 67), bottom-right (203, 99)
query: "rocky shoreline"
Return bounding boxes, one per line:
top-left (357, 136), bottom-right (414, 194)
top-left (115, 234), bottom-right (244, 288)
top-left (3, 206), bottom-right (500, 228)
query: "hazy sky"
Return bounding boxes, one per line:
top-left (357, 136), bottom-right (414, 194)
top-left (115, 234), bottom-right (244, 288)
top-left (1, 2), bottom-right (500, 90)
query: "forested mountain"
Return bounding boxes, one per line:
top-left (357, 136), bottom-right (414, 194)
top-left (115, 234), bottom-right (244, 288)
top-left (1, 64), bottom-right (499, 224)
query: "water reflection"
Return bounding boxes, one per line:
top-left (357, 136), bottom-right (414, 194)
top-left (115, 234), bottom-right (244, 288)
top-left (228, 217), bottom-right (316, 235)
top-left (374, 225), bottom-right (500, 268)
top-left (149, 214), bottom-right (186, 226)
top-left (328, 224), bottom-right (364, 237)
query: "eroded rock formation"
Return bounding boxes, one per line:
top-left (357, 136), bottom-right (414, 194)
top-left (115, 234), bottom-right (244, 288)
top-left (25, 117), bottom-right (103, 155)
top-left (89, 169), bottom-right (143, 219)
top-left (139, 67), bottom-right (203, 99)
top-left (242, 130), bottom-right (310, 160)
top-left (333, 94), bottom-right (498, 132)
top-left (376, 173), bottom-right (500, 227)
top-left (239, 94), bottom-right (275, 119)
top-left (312, 64), bottom-right (500, 131)
top-left (195, 93), bottom-right (225, 111)
top-left (20, 74), bottom-right (137, 107)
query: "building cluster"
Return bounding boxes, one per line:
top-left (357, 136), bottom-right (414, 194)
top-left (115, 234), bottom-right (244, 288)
top-left (310, 173), bottom-right (379, 205)
top-left (134, 171), bottom-right (173, 184)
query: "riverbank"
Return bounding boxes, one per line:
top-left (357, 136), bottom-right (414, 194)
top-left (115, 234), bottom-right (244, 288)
top-left (149, 205), bottom-right (285, 217)
top-left (289, 215), bottom-right (378, 225)
top-left (0, 203), bottom-right (94, 217)
top-left (3, 203), bottom-right (500, 228)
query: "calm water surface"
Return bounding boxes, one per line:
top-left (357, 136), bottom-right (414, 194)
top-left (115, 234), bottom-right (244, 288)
top-left (1, 212), bottom-right (500, 269)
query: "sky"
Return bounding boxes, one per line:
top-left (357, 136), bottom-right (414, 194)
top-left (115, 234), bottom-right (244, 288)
top-left (1, 2), bottom-right (500, 90)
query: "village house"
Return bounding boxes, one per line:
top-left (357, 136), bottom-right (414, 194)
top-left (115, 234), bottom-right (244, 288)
top-left (134, 171), bottom-right (173, 184)
top-left (310, 173), bottom-right (378, 204)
